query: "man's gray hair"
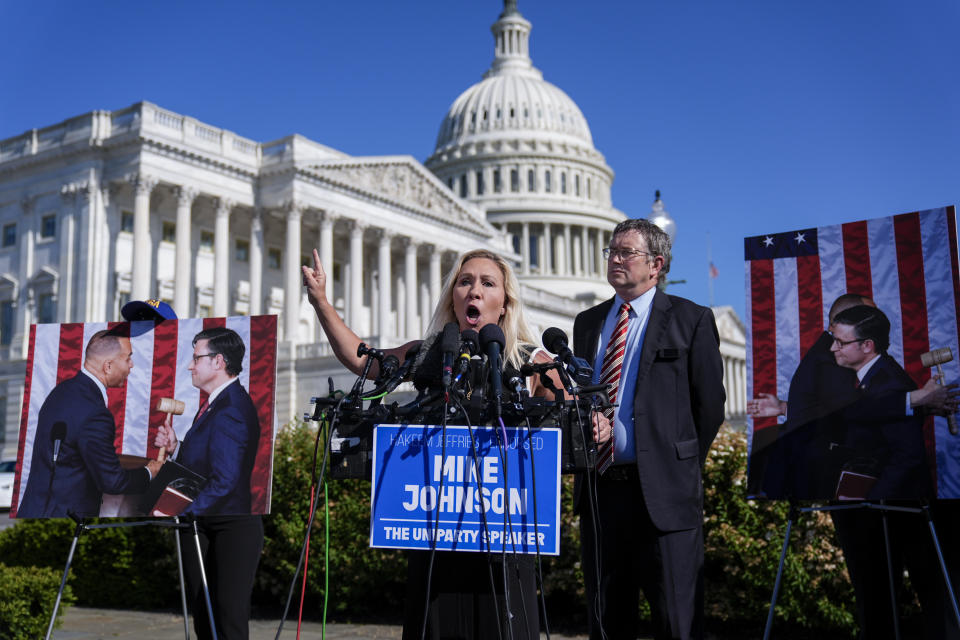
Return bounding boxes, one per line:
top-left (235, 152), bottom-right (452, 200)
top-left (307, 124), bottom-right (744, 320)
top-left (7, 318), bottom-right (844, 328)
top-left (611, 218), bottom-right (672, 281)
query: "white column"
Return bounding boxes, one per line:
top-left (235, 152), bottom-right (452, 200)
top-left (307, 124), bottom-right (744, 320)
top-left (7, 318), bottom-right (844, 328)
top-left (284, 203), bottom-right (303, 342)
top-left (173, 186), bottom-right (196, 317)
top-left (521, 223), bottom-right (530, 275)
top-left (348, 220), bottom-right (365, 329)
top-left (595, 228), bottom-right (606, 274)
top-left (403, 238), bottom-right (419, 341)
top-left (58, 185), bottom-right (79, 322)
top-left (376, 229), bottom-right (394, 343)
top-left (562, 223), bottom-right (572, 276)
top-left (724, 358), bottom-right (732, 419)
top-left (213, 198), bottom-right (233, 317)
top-left (739, 360), bottom-right (747, 416)
top-left (429, 245), bottom-right (442, 312)
top-left (543, 222), bottom-right (552, 275)
top-left (580, 226), bottom-right (589, 276)
top-left (249, 208), bottom-right (264, 316)
top-left (15, 196), bottom-right (37, 357)
top-left (131, 174), bottom-right (156, 300)
top-left (319, 211), bottom-right (336, 303)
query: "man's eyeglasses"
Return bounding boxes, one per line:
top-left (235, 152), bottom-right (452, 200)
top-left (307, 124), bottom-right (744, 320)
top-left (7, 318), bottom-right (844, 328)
top-left (829, 334), bottom-right (866, 348)
top-left (603, 247), bottom-right (652, 262)
top-left (192, 353), bottom-right (219, 364)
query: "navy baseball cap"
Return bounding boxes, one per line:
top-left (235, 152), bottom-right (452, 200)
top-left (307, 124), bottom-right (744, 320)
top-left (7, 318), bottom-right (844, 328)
top-left (121, 299), bottom-right (178, 322)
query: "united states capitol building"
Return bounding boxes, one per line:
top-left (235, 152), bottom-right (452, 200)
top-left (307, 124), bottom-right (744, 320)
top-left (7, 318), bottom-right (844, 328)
top-left (0, 2), bottom-right (746, 457)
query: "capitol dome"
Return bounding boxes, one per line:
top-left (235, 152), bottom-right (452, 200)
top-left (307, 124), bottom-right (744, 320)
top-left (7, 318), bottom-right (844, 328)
top-left (426, 0), bottom-right (625, 303)
top-left (433, 2), bottom-right (594, 154)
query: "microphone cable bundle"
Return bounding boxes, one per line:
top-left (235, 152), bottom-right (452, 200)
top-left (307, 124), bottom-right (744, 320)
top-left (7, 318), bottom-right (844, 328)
top-left (278, 328), bottom-right (612, 640)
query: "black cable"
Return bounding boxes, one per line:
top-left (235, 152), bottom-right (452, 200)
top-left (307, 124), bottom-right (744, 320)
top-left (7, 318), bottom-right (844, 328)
top-left (521, 410), bottom-right (550, 640)
top-left (457, 398), bottom-right (506, 640)
top-left (419, 393), bottom-right (450, 640)
top-left (493, 415), bottom-right (518, 640)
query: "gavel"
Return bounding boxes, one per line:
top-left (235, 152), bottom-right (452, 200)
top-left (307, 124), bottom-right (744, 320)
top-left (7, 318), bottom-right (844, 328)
top-left (921, 348), bottom-right (958, 435)
top-left (155, 397), bottom-right (185, 462)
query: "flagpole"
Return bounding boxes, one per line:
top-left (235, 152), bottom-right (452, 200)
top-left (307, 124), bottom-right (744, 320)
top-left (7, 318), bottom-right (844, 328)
top-left (707, 232), bottom-right (714, 308)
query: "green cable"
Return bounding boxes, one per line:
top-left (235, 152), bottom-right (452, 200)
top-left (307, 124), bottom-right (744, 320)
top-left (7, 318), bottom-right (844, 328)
top-left (322, 415), bottom-right (330, 638)
top-left (363, 391), bottom-right (389, 400)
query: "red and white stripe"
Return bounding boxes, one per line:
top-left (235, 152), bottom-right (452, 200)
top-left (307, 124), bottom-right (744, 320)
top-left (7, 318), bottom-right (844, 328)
top-left (12, 315), bottom-right (279, 516)
top-left (746, 206), bottom-right (960, 498)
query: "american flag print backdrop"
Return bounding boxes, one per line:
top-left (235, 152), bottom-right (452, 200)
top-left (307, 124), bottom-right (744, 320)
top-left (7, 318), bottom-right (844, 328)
top-left (744, 206), bottom-right (960, 498)
top-left (12, 315), bottom-right (278, 516)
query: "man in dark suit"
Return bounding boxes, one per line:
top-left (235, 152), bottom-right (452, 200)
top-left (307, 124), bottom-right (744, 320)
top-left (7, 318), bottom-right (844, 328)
top-left (155, 326), bottom-right (263, 640)
top-left (572, 218), bottom-right (725, 640)
top-left (829, 305), bottom-right (931, 499)
top-left (827, 305), bottom-right (958, 639)
top-left (18, 329), bottom-right (160, 517)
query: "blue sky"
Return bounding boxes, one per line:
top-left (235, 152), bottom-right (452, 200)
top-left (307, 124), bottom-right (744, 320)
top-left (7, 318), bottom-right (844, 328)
top-left (2, 1), bottom-right (957, 321)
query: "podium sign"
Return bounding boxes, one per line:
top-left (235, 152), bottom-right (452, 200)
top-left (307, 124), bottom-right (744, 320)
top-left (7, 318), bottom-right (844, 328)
top-left (370, 424), bottom-right (561, 555)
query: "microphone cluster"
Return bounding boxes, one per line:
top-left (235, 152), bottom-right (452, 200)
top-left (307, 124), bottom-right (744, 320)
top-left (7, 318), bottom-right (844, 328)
top-left (309, 325), bottom-right (612, 479)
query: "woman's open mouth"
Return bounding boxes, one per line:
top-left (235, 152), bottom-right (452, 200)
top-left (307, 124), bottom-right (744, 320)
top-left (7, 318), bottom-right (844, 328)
top-left (465, 304), bottom-right (482, 325)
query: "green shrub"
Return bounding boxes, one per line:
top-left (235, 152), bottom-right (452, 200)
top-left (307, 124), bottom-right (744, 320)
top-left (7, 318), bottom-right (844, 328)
top-left (0, 562), bottom-right (74, 640)
top-left (0, 517), bottom-right (179, 608)
top-left (703, 427), bottom-right (855, 635)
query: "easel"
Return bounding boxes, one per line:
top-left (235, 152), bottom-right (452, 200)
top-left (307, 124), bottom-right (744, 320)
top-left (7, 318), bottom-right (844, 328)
top-left (45, 513), bottom-right (218, 640)
top-left (763, 501), bottom-right (960, 640)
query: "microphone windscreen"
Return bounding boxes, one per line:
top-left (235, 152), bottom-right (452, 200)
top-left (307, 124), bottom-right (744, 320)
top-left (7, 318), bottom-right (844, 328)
top-left (479, 323), bottom-right (505, 350)
top-left (460, 329), bottom-right (480, 355)
top-left (541, 327), bottom-right (568, 354)
top-left (50, 421), bottom-right (67, 443)
top-left (440, 321), bottom-right (461, 354)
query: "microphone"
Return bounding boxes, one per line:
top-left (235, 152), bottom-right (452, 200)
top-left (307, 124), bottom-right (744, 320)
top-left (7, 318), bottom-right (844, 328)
top-left (361, 344), bottom-right (421, 399)
top-left (357, 342), bottom-right (384, 361)
top-left (502, 366), bottom-right (528, 403)
top-left (542, 327), bottom-right (594, 386)
top-left (542, 327), bottom-right (574, 363)
top-left (479, 323), bottom-right (505, 416)
top-left (51, 421), bottom-right (67, 465)
top-left (453, 329), bottom-right (480, 387)
top-left (440, 322), bottom-right (461, 390)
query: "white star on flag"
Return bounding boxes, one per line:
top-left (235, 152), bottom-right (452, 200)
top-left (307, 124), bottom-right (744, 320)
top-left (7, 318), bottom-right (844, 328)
top-left (763, 236), bottom-right (774, 247)
top-left (794, 232), bottom-right (806, 244)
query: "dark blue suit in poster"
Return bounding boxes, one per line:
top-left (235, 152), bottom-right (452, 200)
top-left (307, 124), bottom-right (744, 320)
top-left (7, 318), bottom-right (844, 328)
top-left (370, 424), bottom-right (561, 555)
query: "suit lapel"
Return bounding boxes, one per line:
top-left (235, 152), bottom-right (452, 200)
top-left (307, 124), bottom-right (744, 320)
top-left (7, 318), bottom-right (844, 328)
top-left (635, 289), bottom-right (670, 386)
top-left (577, 297), bottom-right (614, 361)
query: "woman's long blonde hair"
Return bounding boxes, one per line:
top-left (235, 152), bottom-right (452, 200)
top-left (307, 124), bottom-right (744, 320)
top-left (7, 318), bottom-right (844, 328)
top-left (425, 249), bottom-right (537, 368)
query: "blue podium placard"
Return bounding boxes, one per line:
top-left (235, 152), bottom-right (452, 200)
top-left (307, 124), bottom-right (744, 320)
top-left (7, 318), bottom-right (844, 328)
top-left (369, 424), bottom-right (561, 555)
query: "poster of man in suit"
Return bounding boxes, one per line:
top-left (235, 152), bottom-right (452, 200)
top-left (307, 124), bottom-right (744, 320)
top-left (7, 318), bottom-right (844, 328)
top-left (11, 315), bottom-right (278, 518)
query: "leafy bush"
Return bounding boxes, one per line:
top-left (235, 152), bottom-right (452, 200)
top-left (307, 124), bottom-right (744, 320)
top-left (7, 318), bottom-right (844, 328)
top-left (0, 562), bottom-right (74, 640)
top-left (703, 427), bottom-right (855, 636)
top-left (0, 517), bottom-right (180, 608)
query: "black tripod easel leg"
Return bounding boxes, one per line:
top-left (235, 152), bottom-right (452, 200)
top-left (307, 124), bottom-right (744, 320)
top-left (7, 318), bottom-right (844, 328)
top-left (173, 517), bottom-right (190, 640)
top-left (45, 517), bottom-right (86, 640)
top-left (763, 501), bottom-right (798, 640)
top-left (190, 519), bottom-right (219, 640)
top-left (880, 506), bottom-right (902, 640)
top-left (923, 505), bottom-right (960, 630)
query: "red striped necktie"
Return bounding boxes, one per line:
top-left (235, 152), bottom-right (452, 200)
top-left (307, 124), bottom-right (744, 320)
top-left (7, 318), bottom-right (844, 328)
top-left (597, 302), bottom-right (630, 474)
top-left (193, 398), bottom-right (209, 425)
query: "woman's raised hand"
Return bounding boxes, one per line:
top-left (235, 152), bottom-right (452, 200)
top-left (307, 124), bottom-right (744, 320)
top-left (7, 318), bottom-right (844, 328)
top-left (302, 248), bottom-right (327, 308)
